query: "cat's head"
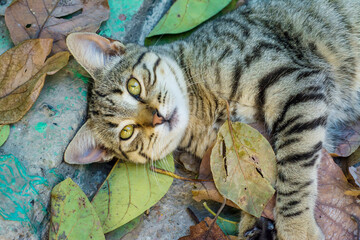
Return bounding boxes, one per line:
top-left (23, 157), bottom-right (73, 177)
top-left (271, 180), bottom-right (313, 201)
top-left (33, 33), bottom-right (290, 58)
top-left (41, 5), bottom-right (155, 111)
top-left (64, 33), bottom-right (189, 164)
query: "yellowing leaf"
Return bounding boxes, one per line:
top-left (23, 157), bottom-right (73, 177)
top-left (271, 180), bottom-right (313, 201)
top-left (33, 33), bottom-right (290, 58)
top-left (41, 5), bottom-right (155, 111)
top-left (147, 0), bottom-right (232, 37)
top-left (0, 125), bottom-right (10, 146)
top-left (49, 178), bottom-right (105, 240)
top-left (105, 215), bottom-right (142, 240)
top-left (91, 155), bottom-right (175, 233)
top-left (0, 39), bottom-right (69, 124)
top-left (210, 121), bottom-right (276, 218)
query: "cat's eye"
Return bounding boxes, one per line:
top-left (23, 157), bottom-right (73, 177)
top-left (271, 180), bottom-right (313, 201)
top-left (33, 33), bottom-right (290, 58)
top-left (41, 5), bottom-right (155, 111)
top-left (127, 78), bottom-right (141, 96)
top-left (120, 125), bottom-right (134, 140)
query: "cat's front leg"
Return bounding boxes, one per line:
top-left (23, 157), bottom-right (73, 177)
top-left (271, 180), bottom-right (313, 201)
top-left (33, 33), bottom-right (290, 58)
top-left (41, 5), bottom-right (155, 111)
top-left (269, 105), bottom-right (327, 240)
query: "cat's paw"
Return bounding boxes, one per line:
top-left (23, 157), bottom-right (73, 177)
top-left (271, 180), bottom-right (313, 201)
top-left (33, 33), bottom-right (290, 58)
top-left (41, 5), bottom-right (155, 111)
top-left (275, 214), bottom-right (324, 240)
top-left (238, 212), bottom-right (276, 240)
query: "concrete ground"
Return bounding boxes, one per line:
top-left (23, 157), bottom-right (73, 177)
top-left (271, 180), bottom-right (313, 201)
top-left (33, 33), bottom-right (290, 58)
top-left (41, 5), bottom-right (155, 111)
top-left (0, 0), bottom-right (205, 239)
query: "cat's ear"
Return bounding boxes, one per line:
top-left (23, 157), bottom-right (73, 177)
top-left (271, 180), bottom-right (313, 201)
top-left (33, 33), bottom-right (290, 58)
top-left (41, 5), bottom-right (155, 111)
top-left (64, 121), bottom-right (114, 164)
top-left (66, 32), bottom-right (125, 77)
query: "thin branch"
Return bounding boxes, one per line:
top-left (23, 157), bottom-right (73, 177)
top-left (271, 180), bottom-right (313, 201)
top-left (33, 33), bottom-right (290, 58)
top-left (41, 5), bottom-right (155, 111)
top-left (150, 166), bottom-right (213, 182)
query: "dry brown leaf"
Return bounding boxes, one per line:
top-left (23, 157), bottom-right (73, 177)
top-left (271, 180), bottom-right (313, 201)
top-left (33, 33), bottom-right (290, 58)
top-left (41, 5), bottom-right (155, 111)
top-left (5, 0), bottom-right (109, 54)
top-left (178, 217), bottom-right (228, 240)
top-left (192, 181), bottom-right (241, 210)
top-left (349, 166), bottom-right (360, 188)
top-left (316, 149), bottom-right (360, 240)
top-left (0, 39), bottom-right (69, 124)
top-left (199, 144), bottom-right (214, 180)
top-left (330, 122), bottom-right (360, 157)
top-left (235, 150), bottom-right (360, 238)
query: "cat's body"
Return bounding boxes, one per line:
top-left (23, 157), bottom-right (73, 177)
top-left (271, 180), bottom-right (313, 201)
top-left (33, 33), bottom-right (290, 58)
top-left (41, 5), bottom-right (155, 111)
top-left (65, 0), bottom-right (360, 239)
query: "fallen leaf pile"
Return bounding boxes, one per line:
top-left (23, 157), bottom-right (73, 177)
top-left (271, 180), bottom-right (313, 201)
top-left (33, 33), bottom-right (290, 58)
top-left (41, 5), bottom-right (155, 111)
top-left (0, 0), bottom-right (110, 126)
top-left (192, 124), bottom-right (360, 239)
top-left (50, 155), bottom-right (174, 238)
top-left (0, 39), bottom-right (69, 124)
top-left (2, 0), bottom-right (360, 239)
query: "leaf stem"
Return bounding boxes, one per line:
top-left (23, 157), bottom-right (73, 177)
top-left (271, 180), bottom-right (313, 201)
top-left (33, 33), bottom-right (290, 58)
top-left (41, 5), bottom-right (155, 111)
top-left (36, 0), bottom-right (61, 38)
top-left (203, 202), bottom-right (238, 224)
top-left (205, 197), bottom-right (228, 239)
top-left (150, 166), bottom-right (213, 182)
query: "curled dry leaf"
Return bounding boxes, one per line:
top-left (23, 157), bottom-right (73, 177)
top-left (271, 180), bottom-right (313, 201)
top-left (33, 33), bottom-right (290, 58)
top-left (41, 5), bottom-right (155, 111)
top-left (211, 121), bottom-right (276, 218)
top-left (315, 149), bottom-right (360, 240)
top-left (178, 217), bottom-right (228, 240)
top-left (49, 178), bottom-right (105, 240)
top-left (5, 0), bottom-right (109, 54)
top-left (0, 39), bottom-right (69, 124)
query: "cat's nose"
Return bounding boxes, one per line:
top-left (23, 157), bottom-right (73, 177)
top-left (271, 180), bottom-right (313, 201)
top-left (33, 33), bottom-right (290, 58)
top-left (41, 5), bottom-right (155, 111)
top-left (153, 110), bottom-right (164, 126)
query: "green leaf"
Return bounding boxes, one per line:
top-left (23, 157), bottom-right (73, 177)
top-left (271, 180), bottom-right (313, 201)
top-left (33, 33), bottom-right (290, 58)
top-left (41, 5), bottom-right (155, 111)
top-left (0, 125), bottom-right (10, 146)
top-left (148, 0), bottom-right (231, 37)
top-left (210, 121), bottom-right (276, 218)
top-left (49, 178), bottom-right (105, 240)
top-left (105, 215), bottom-right (142, 240)
top-left (145, 0), bottom-right (242, 46)
top-left (203, 202), bottom-right (239, 235)
top-left (147, 0), bottom-right (231, 37)
top-left (91, 154), bottom-right (175, 233)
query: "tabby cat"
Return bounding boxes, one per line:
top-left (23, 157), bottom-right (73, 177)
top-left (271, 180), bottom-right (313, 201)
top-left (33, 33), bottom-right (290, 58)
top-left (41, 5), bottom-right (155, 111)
top-left (64, 0), bottom-right (360, 239)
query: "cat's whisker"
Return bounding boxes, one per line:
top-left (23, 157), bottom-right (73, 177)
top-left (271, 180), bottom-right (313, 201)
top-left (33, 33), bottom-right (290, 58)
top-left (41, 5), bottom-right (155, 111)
top-left (153, 34), bottom-right (166, 47)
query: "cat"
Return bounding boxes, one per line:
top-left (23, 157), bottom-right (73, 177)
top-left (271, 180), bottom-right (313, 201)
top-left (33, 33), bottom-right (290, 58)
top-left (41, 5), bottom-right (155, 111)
top-left (64, 0), bottom-right (360, 239)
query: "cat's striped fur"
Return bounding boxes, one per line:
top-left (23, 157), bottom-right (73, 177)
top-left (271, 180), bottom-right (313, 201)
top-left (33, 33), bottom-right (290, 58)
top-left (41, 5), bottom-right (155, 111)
top-left (65, 0), bottom-right (360, 239)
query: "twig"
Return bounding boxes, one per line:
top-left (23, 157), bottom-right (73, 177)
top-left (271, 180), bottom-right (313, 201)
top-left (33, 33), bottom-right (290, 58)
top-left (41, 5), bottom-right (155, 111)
top-left (150, 166), bottom-right (213, 182)
top-left (205, 197), bottom-right (228, 239)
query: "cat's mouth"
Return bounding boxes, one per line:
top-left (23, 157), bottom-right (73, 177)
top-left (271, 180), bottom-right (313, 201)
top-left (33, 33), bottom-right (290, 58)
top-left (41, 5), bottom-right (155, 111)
top-left (167, 108), bottom-right (178, 130)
